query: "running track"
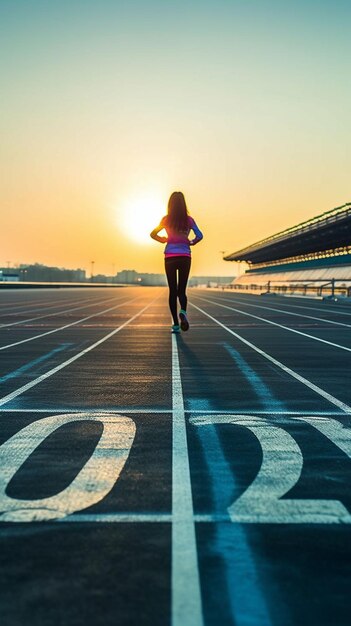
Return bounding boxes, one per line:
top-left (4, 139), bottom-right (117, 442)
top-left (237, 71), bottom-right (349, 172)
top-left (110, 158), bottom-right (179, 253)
top-left (0, 286), bottom-right (350, 626)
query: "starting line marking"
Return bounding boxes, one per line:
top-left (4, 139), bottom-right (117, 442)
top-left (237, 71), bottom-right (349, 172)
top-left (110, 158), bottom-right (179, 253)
top-left (9, 511), bottom-right (349, 525)
top-left (0, 408), bottom-right (349, 416)
top-left (59, 513), bottom-right (172, 523)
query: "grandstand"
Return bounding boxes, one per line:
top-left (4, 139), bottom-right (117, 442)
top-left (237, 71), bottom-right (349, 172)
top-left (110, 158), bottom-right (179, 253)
top-left (224, 202), bottom-right (351, 297)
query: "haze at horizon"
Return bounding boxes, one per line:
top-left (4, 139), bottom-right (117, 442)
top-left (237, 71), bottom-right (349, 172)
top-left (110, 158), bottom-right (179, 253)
top-left (1, 0), bottom-right (350, 277)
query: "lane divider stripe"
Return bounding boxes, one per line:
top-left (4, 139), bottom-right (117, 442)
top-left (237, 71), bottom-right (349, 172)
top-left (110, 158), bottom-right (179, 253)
top-left (171, 334), bottom-right (203, 626)
top-left (0, 409), bottom-right (348, 416)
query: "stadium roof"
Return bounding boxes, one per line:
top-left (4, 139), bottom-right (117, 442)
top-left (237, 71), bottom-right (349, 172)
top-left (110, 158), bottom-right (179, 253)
top-left (224, 202), bottom-right (351, 264)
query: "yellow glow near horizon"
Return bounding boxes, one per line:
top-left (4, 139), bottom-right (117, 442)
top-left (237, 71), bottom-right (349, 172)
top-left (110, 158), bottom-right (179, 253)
top-left (120, 192), bottom-right (166, 245)
top-left (2, 4), bottom-right (351, 276)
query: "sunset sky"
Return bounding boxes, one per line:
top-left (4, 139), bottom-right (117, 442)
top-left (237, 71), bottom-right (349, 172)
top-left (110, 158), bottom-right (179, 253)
top-left (1, 0), bottom-right (350, 277)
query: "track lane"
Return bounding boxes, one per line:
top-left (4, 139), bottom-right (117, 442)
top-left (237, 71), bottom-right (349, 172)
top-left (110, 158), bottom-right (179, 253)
top-left (0, 294), bottom-right (161, 408)
top-left (190, 295), bottom-right (351, 410)
top-left (0, 290), bottom-right (105, 314)
top-left (0, 295), bottom-right (139, 351)
top-left (200, 293), bottom-right (351, 328)
top-left (8, 297), bottom-right (171, 413)
top-left (0, 293), bottom-right (127, 330)
top-left (0, 289), bottom-right (172, 626)
top-left (0, 290), bottom-right (116, 319)
top-left (182, 295), bottom-right (351, 625)
top-left (193, 294), bottom-right (351, 351)
top-left (213, 290), bottom-right (351, 318)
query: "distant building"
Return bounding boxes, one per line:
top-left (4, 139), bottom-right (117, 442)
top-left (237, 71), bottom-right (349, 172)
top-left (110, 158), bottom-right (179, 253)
top-left (18, 263), bottom-right (86, 282)
top-left (115, 269), bottom-right (167, 286)
top-left (115, 269), bottom-right (139, 284)
top-left (0, 269), bottom-right (19, 282)
top-left (137, 273), bottom-right (167, 286)
top-left (93, 274), bottom-right (113, 284)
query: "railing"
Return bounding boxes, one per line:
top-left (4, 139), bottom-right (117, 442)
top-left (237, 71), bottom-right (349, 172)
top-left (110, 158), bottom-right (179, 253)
top-left (227, 278), bottom-right (351, 298)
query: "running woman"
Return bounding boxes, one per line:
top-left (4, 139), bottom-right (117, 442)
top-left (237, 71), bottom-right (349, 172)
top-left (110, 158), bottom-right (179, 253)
top-left (150, 191), bottom-right (203, 333)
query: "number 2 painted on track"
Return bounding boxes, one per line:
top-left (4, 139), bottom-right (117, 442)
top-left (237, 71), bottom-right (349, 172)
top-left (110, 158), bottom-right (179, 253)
top-left (0, 413), bottom-right (136, 522)
top-left (192, 415), bottom-right (351, 524)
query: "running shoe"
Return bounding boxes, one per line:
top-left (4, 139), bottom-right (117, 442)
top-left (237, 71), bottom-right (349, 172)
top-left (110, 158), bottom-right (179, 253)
top-left (179, 310), bottom-right (189, 331)
top-left (171, 324), bottom-right (180, 333)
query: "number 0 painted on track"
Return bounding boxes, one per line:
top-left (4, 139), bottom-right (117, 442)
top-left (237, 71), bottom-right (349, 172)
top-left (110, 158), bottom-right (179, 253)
top-left (0, 413), bottom-right (136, 522)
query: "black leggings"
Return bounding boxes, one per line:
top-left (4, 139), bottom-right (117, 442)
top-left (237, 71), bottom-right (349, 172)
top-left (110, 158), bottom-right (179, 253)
top-left (165, 256), bottom-right (191, 325)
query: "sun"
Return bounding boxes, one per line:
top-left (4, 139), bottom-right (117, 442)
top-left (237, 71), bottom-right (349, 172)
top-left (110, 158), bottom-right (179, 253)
top-left (120, 192), bottom-right (166, 244)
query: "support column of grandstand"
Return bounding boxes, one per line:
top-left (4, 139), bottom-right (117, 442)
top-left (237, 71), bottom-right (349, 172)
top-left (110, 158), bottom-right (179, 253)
top-left (224, 203), bottom-right (351, 298)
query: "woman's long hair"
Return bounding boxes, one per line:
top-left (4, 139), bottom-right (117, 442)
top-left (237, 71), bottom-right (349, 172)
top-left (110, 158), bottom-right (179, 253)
top-left (166, 191), bottom-right (190, 232)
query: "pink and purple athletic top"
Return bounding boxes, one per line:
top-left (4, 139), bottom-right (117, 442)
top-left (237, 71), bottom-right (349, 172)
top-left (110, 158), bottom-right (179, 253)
top-left (160, 216), bottom-right (203, 258)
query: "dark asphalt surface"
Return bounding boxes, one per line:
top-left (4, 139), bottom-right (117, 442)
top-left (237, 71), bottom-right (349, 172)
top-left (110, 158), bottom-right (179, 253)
top-left (0, 287), bottom-right (350, 626)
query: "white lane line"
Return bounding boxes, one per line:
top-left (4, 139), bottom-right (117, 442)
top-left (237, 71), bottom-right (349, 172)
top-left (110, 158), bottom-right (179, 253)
top-left (0, 301), bottom-right (156, 408)
top-left (190, 303), bottom-right (351, 413)
top-left (0, 294), bottom-right (122, 329)
top-left (171, 334), bottom-right (203, 626)
top-left (193, 295), bottom-right (351, 354)
top-left (59, 513), bottom-right (173, 523)
top-left (0, 408), bottom-right (172, 414)
top-left (0, 296), bottom-right (138, 351)
top-left (207, 296), bottom-right (351, 328)
top-left (0, 409), bottom-right (348, 416)
top-left (192, 414), bottom-right (327, 425)
top-left (2, 510), bottom-right (350, 524)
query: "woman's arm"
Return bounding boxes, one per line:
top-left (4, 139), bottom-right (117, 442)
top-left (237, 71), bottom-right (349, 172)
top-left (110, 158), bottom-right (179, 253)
top-left (189, 219), bottom-right (203, 246)
top-left (150, 219), bottom-right (168, 244)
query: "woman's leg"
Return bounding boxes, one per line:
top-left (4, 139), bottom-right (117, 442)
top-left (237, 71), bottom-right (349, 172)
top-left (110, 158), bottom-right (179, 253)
top-left (165, 258), bottom-right (179, 325)
top-left (177, 257), bottom-right (191, 311)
